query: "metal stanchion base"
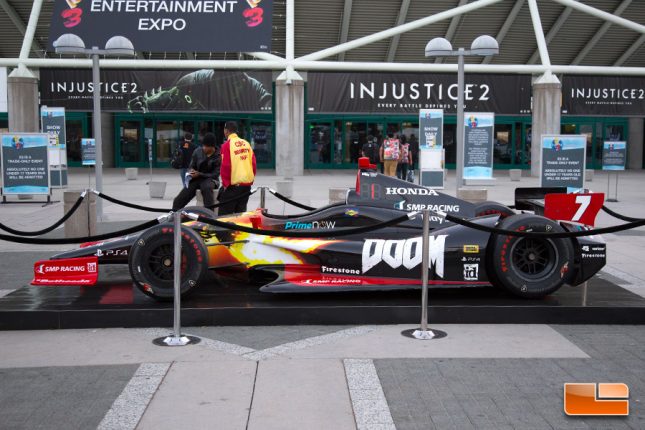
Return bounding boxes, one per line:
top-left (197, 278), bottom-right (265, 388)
top-left (401, 328), bottom-right (448, 340)
top-left (153, 335), bottom-right (201, 347)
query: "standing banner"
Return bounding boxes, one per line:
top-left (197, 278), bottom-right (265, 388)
top-left (1, 134), bottom-right (50, 195)
top-left (562, 75), bottom-right (645, 116)
top-left (602, 141), bottom-right (626, 170)
top-left (418, 109), bottom-right (444, 188)
top-left (41, 106), bottom-right (68, 188)
top-left (463, 112), bottom-right (494, 179)
top-left (48, 0), bottom-right (273, 53)
top-left (82, 138), bottom-right (96, 166)
top-left (540, 135), bottom-right (586, 190)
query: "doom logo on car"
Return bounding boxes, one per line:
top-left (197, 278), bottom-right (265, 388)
top-left (362, 235), bottom-right (447, 277)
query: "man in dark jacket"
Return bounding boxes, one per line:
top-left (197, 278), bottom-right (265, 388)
top-left (179, 132), bottom-right (197, 188)
top-left (172, 132), bottom-right (221, 211)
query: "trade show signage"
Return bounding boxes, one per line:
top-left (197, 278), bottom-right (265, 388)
top-left (82, 138), bottom-right (96, 166)
top-left (562, 75), bottom-right (645, 115)
top-left (1, 133), bottom-right (50, 195)
top-left (602, 141), bottom-right (626, 171)
top-left (39, 69), bottom-right (273, 113)
top-left (40, 106), bottom-right (66, 149)
top-left (540, 135), bottom-right (586, 190)
top-left (463, 112), bottom-right (494, 179)
top-left (48, 0), bottom-right (273, 52)
top-left (419, 109), bottom-right (443, 149)
top-left (308, 72), bottom-right (532, 114)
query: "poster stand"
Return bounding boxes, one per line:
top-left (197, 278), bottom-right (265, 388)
top-left (606, 172), bottom-right (619, 202)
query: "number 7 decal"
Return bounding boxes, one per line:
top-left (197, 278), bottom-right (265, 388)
top-left (544, 193), bottom-right (605, 226)
top-left (572, 195), bottom-right (591, 222)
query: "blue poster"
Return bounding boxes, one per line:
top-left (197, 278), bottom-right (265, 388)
top-left (419, 109), bottom-right (443, 150)
top-left (1, 134), bottom-right (50, 195)
top-left (81, 138), bottom-right (96, 166)
top-left (463, 112), bottom-right (494, 179)
top-left (602, 141), bottom-right (626, 171)
top-left (540, 135), bottom-right (586, 190)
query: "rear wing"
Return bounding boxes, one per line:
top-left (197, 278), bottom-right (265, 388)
top-left (515, 187), bottom-right (604, 226)
top-left (514, 187), bottom-right (567, 213)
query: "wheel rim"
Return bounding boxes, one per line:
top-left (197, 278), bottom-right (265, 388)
top-left (146, 244), bottom-right (187, 282)
top-left (510, 237), bottom-right (557, 281)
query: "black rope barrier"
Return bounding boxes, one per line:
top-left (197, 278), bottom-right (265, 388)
top-left (194, 213), bottom-right (413, 238)
top-left (443, 212), bottom-right (645, 238)
top-left (601, 205), bottom-right (644, 223)
top-left (0, 219), bottom-right (161, 245)
top-left (266, 189), bottom-right (316, 211)
top-left (0, 193), bottom-right (86, 236)
top-left (95, 188), bottom-right (256, 213)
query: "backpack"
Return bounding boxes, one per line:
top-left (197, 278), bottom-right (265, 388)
top-left (170, 148), bottom-right (183, 169)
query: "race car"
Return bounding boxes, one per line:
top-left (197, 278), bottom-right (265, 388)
top-left (32, 160), bottom-right (606, 300)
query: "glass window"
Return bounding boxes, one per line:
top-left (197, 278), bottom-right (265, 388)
top-left (119, 121), bottom-right (141, 163)
top-left (196, 121), bottom-right (213, 145)
top-left (250, 122), bottom-right (273, 164)
top-left (606, 125), bottom-right (624, 141)
top-left (401, 121), bottom-right (419, 166)
top-left (156, 121), bottom-right (179, 163)
top-left (343, 122), bottom-right (363, 164)
top-left (66, 120), bottom-right (83, 163)
top-left (310, 123), bottom-right (331, 164)
top-left (493, 124), bottom-right (512, 164)
top-left (444, 123), bottom-right (456, 165)
top-left (332, 121), bottom-right (343, 165)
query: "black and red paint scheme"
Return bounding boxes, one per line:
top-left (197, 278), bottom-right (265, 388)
top-left (32, 160), bottom-right (606, 300)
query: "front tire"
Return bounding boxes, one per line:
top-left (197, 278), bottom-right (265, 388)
top-left (489, 214), bottom-right (574, 298)
top-left (128, 224), bottom-right (208, 300)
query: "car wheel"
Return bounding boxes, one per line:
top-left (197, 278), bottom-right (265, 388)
top-left (490, 214), bottom-right (574, 298)
top-left (474, 201), bottom-right (515, 219)
top-left (128, 224), bottom-right (208, 300)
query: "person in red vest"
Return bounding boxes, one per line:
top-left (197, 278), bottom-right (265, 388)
top-left (218, 121), bottom-right (257, 215)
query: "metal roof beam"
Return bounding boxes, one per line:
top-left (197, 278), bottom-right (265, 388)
top-left (435, 0), bottom-right (468, 64)
top-left (614, 33), bottom-right (645, 66)
top-left (0, 0), bottom-right (44, 58)
top-left (528, 6), bottom-right (571, 64)
top-left (550, 0), bottom-right (645, 34)
top-left (527, 0), bottom-right (551, 67)
top-left (482, 0), bottom-right (525, 64)
top-left (386, 0), bottom-right (410, 62)
top-left (572, 0), bottom-right (632, 65)
top-left (298, 0), bottom-right (505, 62)
top-left (338, 0), bottom-right (353, 61)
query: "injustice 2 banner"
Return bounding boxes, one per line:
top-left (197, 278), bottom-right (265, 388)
top-left (562, 75), bottom-right (645, 115)
top-left (39, 69), bottom-right (273, 113)
top-left (307, 72), bottom-right (532, 115)
top-left (48, 0), bottom-right (272, 53)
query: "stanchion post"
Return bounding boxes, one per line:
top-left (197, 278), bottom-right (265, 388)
top-left (401, 210), bottom-right (447, 340)
top-left (260, 186), bottom-right (266, 209)
top-left (153, 211), bottom-right (200, 347)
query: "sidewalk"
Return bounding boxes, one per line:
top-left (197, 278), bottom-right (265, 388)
top-left (0, 168), bottom-right (644, 429)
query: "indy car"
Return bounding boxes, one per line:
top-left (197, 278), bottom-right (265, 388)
top-left (32, 159), bottom-right (606, 300)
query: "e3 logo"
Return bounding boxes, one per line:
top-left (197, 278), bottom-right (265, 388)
top-left (564, 383), bottom-right (629, 416)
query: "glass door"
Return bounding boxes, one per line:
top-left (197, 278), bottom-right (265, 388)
top-left (249, 121), bottom-right (274, 167)
top-left (116, 118), bottom-right (144, 166)
top-left (65, 113), bottom-right (89, 167)
top-left (155, 120), bottom-right (180, 166)
top-left (307, 121), bottom-right (333, 167)
top-left (562, 122), bottom-right (595, 168)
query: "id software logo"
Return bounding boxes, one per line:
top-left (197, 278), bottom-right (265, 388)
top-left (564, 383), bottom-right (629, 416)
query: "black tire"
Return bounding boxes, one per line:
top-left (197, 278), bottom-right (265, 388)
top-left (128, 224), bottom-right (208, 300)
top-left (474, 201), bottom-right (515, 219)
top-left (489, 214), bottom-right (574, 298)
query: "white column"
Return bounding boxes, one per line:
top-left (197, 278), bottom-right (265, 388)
top-left (275, 74), bottom-right (305, 179)
top-left (531, 73), bottom-right (561, 177)
top-left (628, 117), bottom-right (644, 170)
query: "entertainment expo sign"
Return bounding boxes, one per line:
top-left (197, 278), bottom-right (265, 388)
top-left (48, 0), bottom-right (273, 52)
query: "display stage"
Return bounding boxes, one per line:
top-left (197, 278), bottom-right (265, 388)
top-left (1, 268), bottom-right (644, 330)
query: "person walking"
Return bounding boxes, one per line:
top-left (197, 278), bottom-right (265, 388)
top-left (361, 136), bottom-right (379, 167)
top-left (380, 132), bottom-right (401, 177)
top-left (171, 133), bottom-right (221, 211)
top-left (397, 136), bottom-right (413, 181)
top-left (217, 121), bottom-right (257, 215)
top-left (178, 132), bottom-right (197, 188)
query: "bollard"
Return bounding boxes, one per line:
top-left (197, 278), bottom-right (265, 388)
top-left (64, 190), bottom-right (96, 238)
top-left (276, 180), bottom-right (294, 198)
top-left (509, 169), bottom-right (522, 182)
top-left (125, 167), bottom-right (138, 180)
top-left (153, 212), bottom-right (200, 347)
top-left (260, 186), bottom-right (266, 209)
top-left (401, 210), bottom-right (447, 341)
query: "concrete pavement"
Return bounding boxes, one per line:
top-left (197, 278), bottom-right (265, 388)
top-left (1, 167), bottom-right (645, 429)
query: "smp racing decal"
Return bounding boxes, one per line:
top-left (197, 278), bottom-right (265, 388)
top-left (393, 201), bottom-right (459, 215)
top-left (362, 235), bottom-right (447, 277)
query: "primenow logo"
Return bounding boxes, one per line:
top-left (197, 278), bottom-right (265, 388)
top-left (284, 221), bottom-right (336, 230)
top-left (564, 383), bottom-right (629, 416)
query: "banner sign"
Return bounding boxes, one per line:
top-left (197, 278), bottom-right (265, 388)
top-left (540, 135), bottom-right (586, 190)
top-left (41, 106), bottom-right (66, 149)
top-left (1, 133), bottom-right (50, 195)
top-left (82, 138), bottom-right (97, 166)
top-left (463, 112), bottom-right (494, 179)
top-left (419, 109), bottom-right (443, 149)
top-left (562, 75), bottom-right (645, 115)
top-left (308, 72), bottom-right (531, 114)
top-left (602, 141), bottom-right (626, 171)
top-left (39, 69), bottom-right (273, 113)
top-left (48, 0), bottom-right (273, 53)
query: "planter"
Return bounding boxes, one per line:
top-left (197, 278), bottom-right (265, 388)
top-left (125, 168), bottom-right (138, 180)
top-left (149, 181), bottom-right (167, 199)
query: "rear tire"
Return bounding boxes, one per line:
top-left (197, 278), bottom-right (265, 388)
top-left (474, 201), bottom-right (515, 219)
top-left (128, 224), bottom-right (208, 300)
top-left (489, 214), bottom-right (574, 298)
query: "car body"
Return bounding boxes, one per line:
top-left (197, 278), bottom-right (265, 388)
top-left (32, 165), bottom-right (606, 300)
